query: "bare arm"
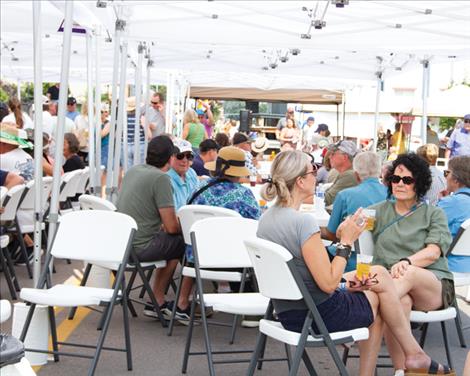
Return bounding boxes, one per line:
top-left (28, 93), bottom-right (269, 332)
top-left (390, 243), bottom-right (442, 278)
top-left (444, 149), bottom-right (451, 159)
top-left (158, 207), bottom-right (181, 234)
top-left (101, 121), bottom-right (110, 138)
top-left (4, 171), bottom-right (24, 189)
top-left (182, 123), bottom-right (190, 140)
top-left (204, 103), bottom-right (214, 126)
top-left (320, 226), bottom-right (337, 242)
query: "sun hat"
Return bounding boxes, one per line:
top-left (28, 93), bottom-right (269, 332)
top-left (0, 122), bottom-right (33, 149)
top-left (251, 137), bottom-right (268, 153)
top-left (204, 146), bottom-right (250, 177)
top-left (196, 109), bottom-right (205, 116)
top-left (329, 139), bottom-right (358, 157)
top-left (126, 97), bottom-right (136, 112)
top-left (173, 138), bottom-right (193, 154)
top-left (232, 132), bottom-right (252, 146)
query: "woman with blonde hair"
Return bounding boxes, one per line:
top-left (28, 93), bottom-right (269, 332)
top-left (74, 101), bottom-right (90, 161)
top-left (256, 150), bottom-right (454, 376)
top-left (182, 108), bottom-right (207, 151)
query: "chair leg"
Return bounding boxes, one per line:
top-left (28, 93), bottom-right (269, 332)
top-left (285, 344), bottom-right (292, 370)
top-left (125, 269), bottom-right (138, 318)
top-left (168, 268), bottom-right (184, 336)
top-left (198, 286), bottom-right (216, 376)
top-left (1, 247), bottom-right (18, 300)
top-left (19, 303), bottom-right (37, 342)
top-left (3, 246), bottom-right (20, 292)
top-left (229, 313), bottom-right (240, 344)
top-left (454, 303), bottom-right (467, 348)
top-left (342, 344), bottom-right (350, 366)
top-left (48, 306), bottom-right (60, 362)
top-left (256, 328), bottom-right (269, 370)
top-left (323, 338), bottom-right (349, 376)
top-left (138, 269), bottom-right (153, 299)
top-left (182, 295), bottom-right (197, 374)
top-left (418, 323), bottom-right (428, 347)
top-left (302, 350), bottom-right (318, 376)
top-left (441, 321), bottom-right (453, 369)
top-left (68, 263), bottom-right (92, 320)
top-left (16, 226), bottom-right (33, 279)
top-left (247, 331), bottom-right (268, 376)
top-left (289, 342), bottom-right (306, 376)
top-left (121, 279), bottom-right (133, 371)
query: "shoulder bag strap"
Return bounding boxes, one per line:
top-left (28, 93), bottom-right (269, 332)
top-left (187, 178), bottom-right (231, 205)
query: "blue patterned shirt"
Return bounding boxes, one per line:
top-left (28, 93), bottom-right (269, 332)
top-left (191, 178), bottom-right (261, 220)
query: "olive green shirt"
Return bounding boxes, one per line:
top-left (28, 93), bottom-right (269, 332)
top-left (370, 200), bottom-right (453, 281)
top-left (116, 164), bottom-right (174, 250)
top-left (324, 169), bottom-right (358, 207)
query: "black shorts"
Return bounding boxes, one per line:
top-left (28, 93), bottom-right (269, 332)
top-left (278, 290), bottom-right (374, 334)
top-left (440, 278), bottom-right (455, 309)
top-left (136, 232), bottom-right (185, 263)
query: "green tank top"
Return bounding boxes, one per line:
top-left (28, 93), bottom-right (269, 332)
top-left (186, 122), bottom-right (205, 148)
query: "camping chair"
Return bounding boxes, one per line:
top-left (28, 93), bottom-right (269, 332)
top-left (353, 230), bottom-right (460, 369)
top-left (0, 184), bottom-right (31, 278)
top-left (19, 210), bottom-right (137, 376)
top-left (168, 204), bottom-right (242, 336)
top-left (244, 237), bottom-right (369, 376)
top-left (66, 194), bottom-right (168, 325)
top-left (182, 217), bottom-right (269, 376)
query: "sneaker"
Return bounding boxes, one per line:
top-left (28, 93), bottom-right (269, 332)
top-left (163, 301), bottom-right (191, 323)
top-left (143, 301), bottom-right (168, 320)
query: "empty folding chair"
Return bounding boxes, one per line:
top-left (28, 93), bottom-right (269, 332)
top-left (19, 210), bottom-right (137, 376)
top-left (244, 237), bottom-right (369, 376)
top-left (448, 218), bottom-right (470, 308)
top-left (168, 204), bottom-right (242, 336)
top-left (182, 217), bottom-right (269, 376)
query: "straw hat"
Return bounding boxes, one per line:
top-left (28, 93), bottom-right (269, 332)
top-left (0, 122), bottom-right (33, 149)
top-left (251, 137), bottom-right (268, 153)
top-left (204, 146), bottom-right (250, 177)
top-left (126, 97), bottom-right (136, 112)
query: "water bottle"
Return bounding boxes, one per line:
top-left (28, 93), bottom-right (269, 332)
top-left (315, 184), bottom-right (325, 211)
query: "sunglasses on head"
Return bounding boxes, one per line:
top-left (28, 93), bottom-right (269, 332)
top-left (390, 175), bottom-right (415, 185)
top-left (176, 152), bottom-right (194, 161)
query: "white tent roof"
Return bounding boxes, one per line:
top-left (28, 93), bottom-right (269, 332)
top-left (1, 1), bottom-right (470, 91)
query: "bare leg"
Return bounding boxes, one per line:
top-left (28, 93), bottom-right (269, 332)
top-left (152, 259), bottom-right (179, 306)
top-left (384, 294), bottom-right (413, 371)
top-left (177, 276), bottom-right (194, 310)
top-left (357, 303), bottom-right (384, 376)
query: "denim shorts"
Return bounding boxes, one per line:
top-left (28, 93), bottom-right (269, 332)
top-left (277, 290), bottom-right (374, 334)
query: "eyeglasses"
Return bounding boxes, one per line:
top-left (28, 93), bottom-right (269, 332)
top-left (101, 110), bottom-right (108, 114)
top-left (390, 175), bottom-right (415, 185)
top-left (176, 152), bottom-right (194, 161)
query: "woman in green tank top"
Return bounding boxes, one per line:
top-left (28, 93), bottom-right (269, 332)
top-left (182, 109), bottom-right (207, 148)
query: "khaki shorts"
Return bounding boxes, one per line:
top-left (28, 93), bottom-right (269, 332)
top-left (441, 278), bottom-right (455, 309)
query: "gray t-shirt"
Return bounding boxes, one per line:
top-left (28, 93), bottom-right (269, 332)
top-left (142, 105), bottom-right (165, 137)
top-left (116, 164), bottom-right (174, 250)
top-left (257, 206), bottom-right (331, 313)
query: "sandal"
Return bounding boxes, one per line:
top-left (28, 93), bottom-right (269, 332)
top-left (405, 359), bottom-right (455, 376)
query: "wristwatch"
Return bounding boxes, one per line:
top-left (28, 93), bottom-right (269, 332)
top-left (336, 243), bottom-right (352, 261)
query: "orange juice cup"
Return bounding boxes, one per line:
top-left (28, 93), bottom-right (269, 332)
top-left (356, 254), bottom-right (373, 280)
top-left (362, 209), bottom-right (376, 231)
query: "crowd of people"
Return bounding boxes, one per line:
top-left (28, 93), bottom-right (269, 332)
top-left (1, 88), bottom-right (469, 374)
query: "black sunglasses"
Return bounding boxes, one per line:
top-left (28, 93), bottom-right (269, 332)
top-left (464, 119), bottom-right (470, 123)
top-left (176, 152), bottom-right (194, 161)
top-left (151, 101), bottom-right (159, 105)
top-left (390, 175), bottom-right (415, 185)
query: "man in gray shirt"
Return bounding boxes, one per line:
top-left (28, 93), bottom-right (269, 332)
top-left (142, 92), bottom-right (166, 138)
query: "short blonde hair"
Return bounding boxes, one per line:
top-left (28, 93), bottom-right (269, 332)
top-left (183, 109), bottom-right (198, 124)
top-left (416, 143), bottom-right (439, 165)
top-left (261, 150), bottom-right (310, 207)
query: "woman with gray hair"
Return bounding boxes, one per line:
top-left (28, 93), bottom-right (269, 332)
top-left (257, 150), bottom-right (452, 375)
top-left (416, 143), bottom-right (446, 205)
top-left (320, 151), bottom-right (388, 271)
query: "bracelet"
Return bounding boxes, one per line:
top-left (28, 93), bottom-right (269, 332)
top-left (399, 257), bottom-right (412, 265)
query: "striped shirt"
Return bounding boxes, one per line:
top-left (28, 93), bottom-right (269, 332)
top-left (126, 115), bottom-right (145, 144)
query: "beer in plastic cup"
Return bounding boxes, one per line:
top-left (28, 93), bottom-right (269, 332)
top-left (249, 175), bottom-right (257, 187)
top-left (362, 209), bottom-right (376, 231)
top-left (356, 254), bottom-right (373, 279)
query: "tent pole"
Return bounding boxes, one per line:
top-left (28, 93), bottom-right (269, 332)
top-left (111, 40), bottom-right (128, 202)
top-left (86, 29), bottom-right (96, 191)
top-left (165, 72), bottom-right (171, 133)
top-left (47, 0), bottom-right (73, 265)
top-left (32, 0), bottom-right (44, 287)
top-left (94, 28), bottom-right (102, 195)
top-left (336, 103), bottom-right (339, 138)
top-left (133, 42), bottom-right (144, 165)
top-left (143, 55), bottom-right (152, 157)
top-left (373, 72), bottom-right (383, 152)
top-left (17, 79), bottom-right (21, 101)
top-left (341, 96), bottom-right (346, 139)
top-left (105, 18), bottom-right (124, 201)
top-left (421, 59), bottom-right (430, 145)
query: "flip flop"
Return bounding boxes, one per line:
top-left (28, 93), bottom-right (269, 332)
top-left (405, 359), bottom-right (455, 376)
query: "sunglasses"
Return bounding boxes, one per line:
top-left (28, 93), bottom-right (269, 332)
top-left (390, 175), bottom-right (415, 185)
top-left (464, 119), bottom-right (470, 123)
top-left (349, 273), bottom-right (379, 288)
top-left (151, 101), bottom-right (159, 105)
top-left (176, 152), bottom-right (194, 161)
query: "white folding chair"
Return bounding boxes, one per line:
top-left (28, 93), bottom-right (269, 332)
top-left (19, 210), bottom-right (137, 376)
top-left (182, 217), bottom-right (269, 376)
top-left (244, 237), bottom-right (369, 376)
top-left (58, 169), bottom-right (83, 214)
top-left (168, 204), bottom-right (242, 336)
top-left (447, 218), bottom-right (470, 302)
top-left (69, 194), bottom-right (168, 325)
top-left (73, 167), bottom-right (90, 210)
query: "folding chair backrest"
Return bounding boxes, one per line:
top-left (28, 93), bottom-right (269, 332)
top-left (79, 194), bottom-right (116, 211)
top-left (19, 177), bottom-right (54, 210)
top-left (178, 204), bottom-right (241, 245)
top-left (190, 216), bottom-right (257, 268)
top-left (448, 218), bottom-right (470, 257)
top-left (52, 210), bottom-right (137, 263)
top-left (59, 169), bottom-right (83, 202)
top-left (0, 184), bottom-right (26, 222)
top-left (357, 230), bottom-right (374, 256)
top-left (0, 187), bottom-right (7, 202)
top-left (244, 237), bottom-right (302, 300)
top-left (75, 167), bottom-right (90, 195)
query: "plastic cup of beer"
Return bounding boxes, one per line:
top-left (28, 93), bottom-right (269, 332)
top-left (356, 254), bottom-right (373, 280)
top-left (249, 175), bottom-right (257, 187)
top-left (362, 209), bottom-right (376, 231)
